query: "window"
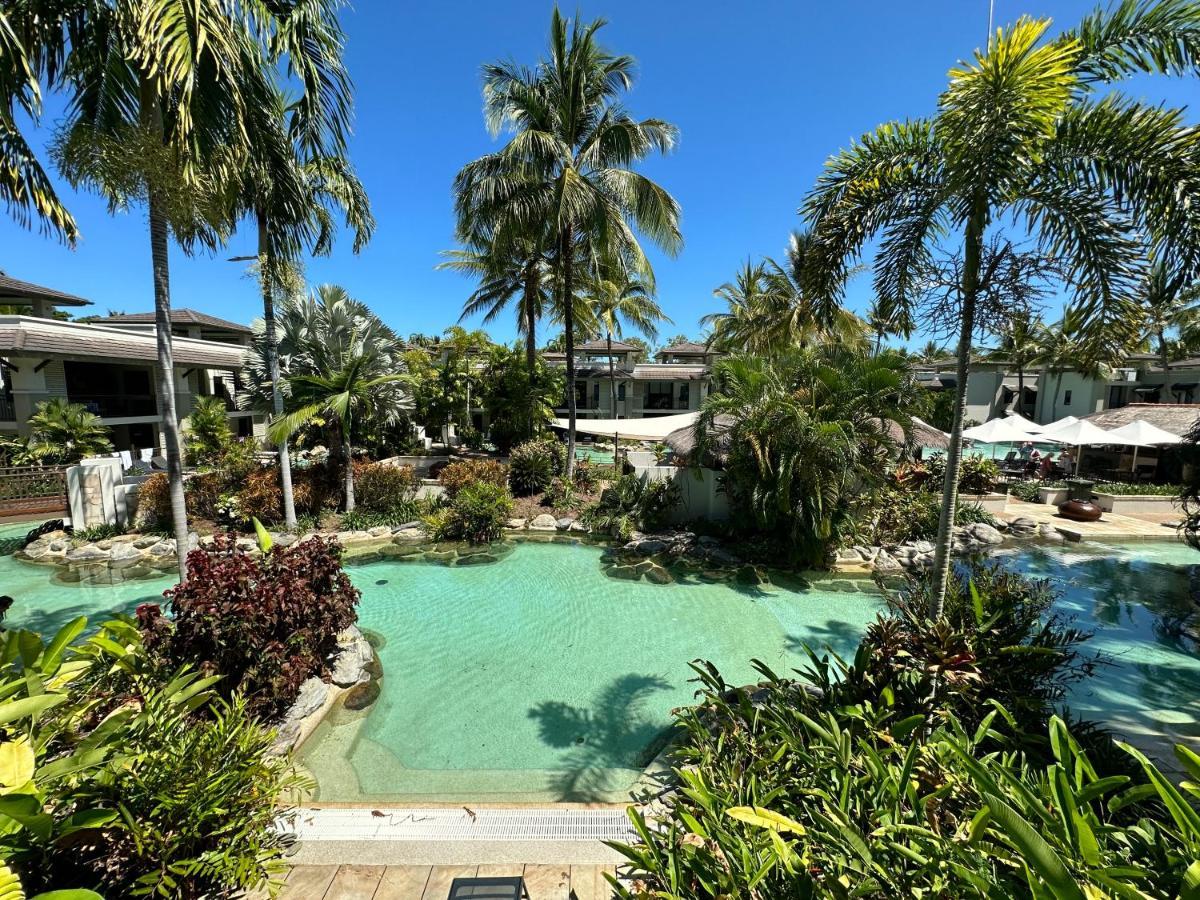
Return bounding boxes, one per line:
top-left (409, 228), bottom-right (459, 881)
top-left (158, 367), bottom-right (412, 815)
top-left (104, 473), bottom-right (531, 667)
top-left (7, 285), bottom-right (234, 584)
top-left (592, 382), bottom-right (600, 404)
top-left (678, 383), bottom-right (690, 408)
top-left (646, 382), bottom-right (673, 410)
top-left (1063, 389), bottom-right (1072, 406)
top-left (617, 383), bottom-right (626, 401)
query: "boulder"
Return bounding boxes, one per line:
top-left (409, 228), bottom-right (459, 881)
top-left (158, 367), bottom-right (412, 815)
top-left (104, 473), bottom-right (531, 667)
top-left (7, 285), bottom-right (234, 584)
top-left (568, 520), bottom-right (589, 533)
top-left (391, 521), bottom-right (422, 533)
top-left (456, 553), bottom-right (498, 566)
top-left (835, 547), bottom-right (863, 562)
top-left (133, 534), bottom-right (160, 549)
top-left (872, 550), bottom-right (903, 573)
top-left (606, 564), bottom-right (642, 580)
top-left (1010, 516), bottom-right (1039, 529)
top-left (288, 677), bottom-right (330, 720)
top-left (368, 526), bottom-right (393, 538)
top-left (529, 513), bottom-right (558, 532)
top-left (47, 539), bottom-right (70, 553)
top-left (967, 523), bottom-right (1005, 545)
top-left (910, 539), bottom-right (934, 554)
top-left (343, 680), bottom-right (381, 711)
top-left (147, 539), bottom-right (176, 557)
top-left (633, 539), bottom-right (668, 556)
top-left (108, 543), bottom-right (145, 569)
top-left (705, 547), bottom-right (742, 567)
top-left (555, 517), bottom-right (576, 531)
top-left (66, 544), bottom-right (110, 562)
top-left (505, 517), bottom-right (527, 529)
top-left (643, 564), bottom-right (673, 585)
top-left (330, 635), bottom-right (374, 687)
top-left (393, 527), bottom-right (426, 542)
top-left (273, 532), bottom-right (298, 548)
top-left (20, 543), bottom-right (51, 561)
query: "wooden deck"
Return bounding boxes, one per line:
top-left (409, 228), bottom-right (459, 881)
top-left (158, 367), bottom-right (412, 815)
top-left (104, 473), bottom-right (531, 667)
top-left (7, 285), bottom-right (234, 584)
top-left (278, 864), bottom-right (618, 899)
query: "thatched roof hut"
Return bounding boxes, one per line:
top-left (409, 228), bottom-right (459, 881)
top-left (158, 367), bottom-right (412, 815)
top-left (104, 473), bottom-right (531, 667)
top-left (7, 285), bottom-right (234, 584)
top-left (1080, 403), bottom-right (1200, 437)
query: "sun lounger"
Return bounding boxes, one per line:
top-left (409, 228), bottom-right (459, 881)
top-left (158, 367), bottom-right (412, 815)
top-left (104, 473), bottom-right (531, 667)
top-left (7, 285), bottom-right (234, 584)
top-left (119, 451), bottom-right (133, 469)
top-left (447, 877), bottom-right (528, 900)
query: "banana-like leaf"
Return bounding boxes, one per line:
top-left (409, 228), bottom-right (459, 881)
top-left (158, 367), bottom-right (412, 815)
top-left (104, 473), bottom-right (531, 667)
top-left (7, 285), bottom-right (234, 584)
top-left (252, 517), bottom-right (274, 553)
top-left (983, 792), bottom-right (1085, 900)
top-left (0, 694), bottom-right (66, 726)
top-left (727, 806), bottom-right (807, 835)
top-left (0, 740), bottom-right (34, 793)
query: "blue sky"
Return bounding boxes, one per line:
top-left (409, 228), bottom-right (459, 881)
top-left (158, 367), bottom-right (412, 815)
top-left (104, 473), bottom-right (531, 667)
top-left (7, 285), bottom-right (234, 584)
top-left (3, 1), bottom-right (1196, 346)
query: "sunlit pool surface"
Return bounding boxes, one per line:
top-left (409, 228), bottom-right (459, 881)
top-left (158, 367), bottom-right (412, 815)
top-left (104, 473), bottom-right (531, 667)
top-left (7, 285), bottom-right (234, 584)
top-left (574, 446), bottom-right (615, 466)
top-left (2, 521), bottom-right (1199, 802)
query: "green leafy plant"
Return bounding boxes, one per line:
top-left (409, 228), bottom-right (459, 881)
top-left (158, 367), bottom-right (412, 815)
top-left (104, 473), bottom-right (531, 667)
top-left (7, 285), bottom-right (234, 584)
top-left (352, 461), bottom-right (418, 513)
top-left (508, 440), bottom-right (560, 496)
top-left (25, 399), bottom-right (113, 465)
top-left (439, 459), bottom-right (508, 499)
top-left (425, 481), bottom-right (512, 544)
top-left (581, 474), bottom-right (678, 540)
top-left (71, 523), bottom-right (125, 544)
top-left (1009, 479), bottom-right (1044, 503)
top-left (541, 477), bottom-right (578, 510)
top-left (1092, 481), bottom-right (1180, 496)
top-left (954, 502), bottom-right (1000, 528)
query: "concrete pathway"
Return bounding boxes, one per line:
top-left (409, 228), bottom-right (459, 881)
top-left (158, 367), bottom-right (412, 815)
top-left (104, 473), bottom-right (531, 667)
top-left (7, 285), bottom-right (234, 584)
top-left (1000, 498), bottom-right (1183, 542)
top-left (278, 863), bottom-right (618, 899)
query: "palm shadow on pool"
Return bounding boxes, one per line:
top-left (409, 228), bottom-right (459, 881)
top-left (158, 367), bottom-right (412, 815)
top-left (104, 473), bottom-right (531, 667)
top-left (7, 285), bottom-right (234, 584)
top-left (5, 599), bottom-right (139, 638)
top-left (527, 673), bottom-right (673, 801)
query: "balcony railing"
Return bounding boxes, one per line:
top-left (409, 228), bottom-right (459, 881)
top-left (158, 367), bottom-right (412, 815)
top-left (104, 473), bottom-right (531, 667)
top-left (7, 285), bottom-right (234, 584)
top-left (71, 393), bottom-right (158, 418)
top-left (643, 394), bottom-right (689, 411)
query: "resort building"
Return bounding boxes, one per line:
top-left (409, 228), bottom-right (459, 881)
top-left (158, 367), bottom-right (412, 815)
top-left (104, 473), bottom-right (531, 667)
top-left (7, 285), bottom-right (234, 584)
top-left (916, 353), bottom-right (1200, 429)
top-left (544, 339), bottom-right (718, 420)
top-left (0, 273), bottom-right (265, 451)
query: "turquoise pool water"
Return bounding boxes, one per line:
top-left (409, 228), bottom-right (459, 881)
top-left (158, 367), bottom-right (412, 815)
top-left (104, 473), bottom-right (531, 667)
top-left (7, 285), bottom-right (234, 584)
top-left (574, 446), bottom-right (615, 465)
top-left (2, 526), bottom-right (1200, 802)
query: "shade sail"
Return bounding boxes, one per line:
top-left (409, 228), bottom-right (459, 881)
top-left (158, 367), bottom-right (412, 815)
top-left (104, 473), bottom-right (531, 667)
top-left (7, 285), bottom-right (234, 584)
top-left (1039, 419), bottom-right (1117, 446)
top-left (962, 418), bottom-right (1040, 443)
top-left (550, 411), bottom-right (700, 442)
top-left (1103, 420), bottom-right (1183, 447)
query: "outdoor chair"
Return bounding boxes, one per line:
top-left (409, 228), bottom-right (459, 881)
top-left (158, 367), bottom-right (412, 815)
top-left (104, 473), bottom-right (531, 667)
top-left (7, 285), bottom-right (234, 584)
top-left (447, 876), bottom-right (529, 900)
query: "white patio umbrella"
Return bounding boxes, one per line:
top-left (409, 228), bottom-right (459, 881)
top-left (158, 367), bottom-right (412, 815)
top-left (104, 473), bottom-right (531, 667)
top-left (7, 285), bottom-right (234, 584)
top-left (961, 417), bottom-right (1041, 458)
top-left (1038, 419), bottom-right (1117, 476)
top-left (1037, 416), bottom-right (1080, 439)
top-left (1003, 412), bottom-right (1042, 433)
top-left (1103, 419), bottom-right (1182, 475)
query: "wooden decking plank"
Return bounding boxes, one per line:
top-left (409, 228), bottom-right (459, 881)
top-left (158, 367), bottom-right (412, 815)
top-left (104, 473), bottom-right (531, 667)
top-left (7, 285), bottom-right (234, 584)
top-left (278, 865), bottom-right (338, 900)
top-left (523, 864), bottom-right (571, 900)
top-left (421, 865), bottom-right (478, 900)
top-left (325, 865), bottom-right (386, 900)
top-left (374, 865), bottom-right (433, 900)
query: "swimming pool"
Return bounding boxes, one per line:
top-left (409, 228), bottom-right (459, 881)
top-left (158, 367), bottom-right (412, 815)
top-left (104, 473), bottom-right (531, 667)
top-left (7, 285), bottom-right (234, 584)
top-left (2, 530), bottom-right (1199, 802)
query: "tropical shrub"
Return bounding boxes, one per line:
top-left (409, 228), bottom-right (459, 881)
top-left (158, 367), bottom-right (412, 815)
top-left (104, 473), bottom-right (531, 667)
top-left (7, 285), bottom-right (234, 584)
top-left (476, 347), bottom-right (564, 451)
top-left (1093, 481), bottom-right (1180, 496)
top-left (581, 474), bottom-right (678, 539)
top-left (353, 461), bottom-right (418, 512)
top-left (508, 440), bottom-right (559, 495)
top-left (0, 617), bottom-right (305, 898)
top-left (231, 466), bottom-right (285, 525)
top-left (439, 459), bottom-right (508, 498)
top-left (135, 473), bottom-right (172, 528)
top-left (926, 453), bottom-right (1000, 494)
top-left (184, 395), bottom-right (236, 467)
top-left (25, 398), bottom-right (113, 464)
top-left (426, 481), bottom-right (512, 543)
top-left (139, 534), bottom-right (360, 719)
top-left (1009, 478), bottom-right (1044, 502)
top-left (571, 460), bottom-right (598, 491)
top-left (866, 486), bottom-right (941, 545)
top-left (614, 659), bottom-right (1200, 899)
top-left (954, 501), bottom-right (1000, 528)
top-left (541, 476), bottom-right (578, 509)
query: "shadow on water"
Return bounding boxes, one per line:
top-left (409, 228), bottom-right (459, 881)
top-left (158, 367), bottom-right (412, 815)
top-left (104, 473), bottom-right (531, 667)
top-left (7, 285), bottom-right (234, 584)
top-left (527, 673), bottom-right (672, 802)
top-left (784, 618), bottom-right (865, 657)
top-left (5, 598), bottom-right (140, 637)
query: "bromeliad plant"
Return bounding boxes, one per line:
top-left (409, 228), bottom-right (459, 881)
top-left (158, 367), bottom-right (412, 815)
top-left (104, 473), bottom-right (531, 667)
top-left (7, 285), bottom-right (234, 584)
top-left (581, 473), bottom-right (678, 540)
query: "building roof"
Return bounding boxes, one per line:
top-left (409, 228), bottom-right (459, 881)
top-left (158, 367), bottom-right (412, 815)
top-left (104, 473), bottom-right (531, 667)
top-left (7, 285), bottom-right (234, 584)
top-left (0, 273), bottom-right (91, 308)
top-left (658, 341), bottom-right (709, 355)
top-left (632, 363), bottom-right (709, 381)
top-left (1080, 403), bottom-right (1200, 437)
top-left (575, 338), bottom-right (637, 352)
top-left (0, 316), bottom-right (248, 368)
top-left (93, 308), bottom-right (252, 334)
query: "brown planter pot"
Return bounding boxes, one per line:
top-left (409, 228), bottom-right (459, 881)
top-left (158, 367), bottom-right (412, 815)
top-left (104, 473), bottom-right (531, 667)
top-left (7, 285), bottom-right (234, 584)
top-left (1058, 499), bottom-right (1102, 522)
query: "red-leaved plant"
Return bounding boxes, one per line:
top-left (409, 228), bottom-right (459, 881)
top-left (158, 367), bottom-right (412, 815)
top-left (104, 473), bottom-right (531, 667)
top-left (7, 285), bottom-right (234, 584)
top-left (137, 533), bottom-right (360, 719)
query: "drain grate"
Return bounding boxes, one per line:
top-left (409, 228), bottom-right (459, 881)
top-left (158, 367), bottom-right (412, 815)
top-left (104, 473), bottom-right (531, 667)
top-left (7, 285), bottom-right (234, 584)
top-left (279, 807), bottom-right (637, 842)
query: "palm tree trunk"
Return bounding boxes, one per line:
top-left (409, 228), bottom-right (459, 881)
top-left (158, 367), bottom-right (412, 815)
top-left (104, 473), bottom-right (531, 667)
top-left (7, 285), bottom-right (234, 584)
top-left (140, 75), bottom-right (188, 584)
top-left (524, 263), bottom-right (539, 382)
top-left (607, 331), bottom-right (617, 419)
top-left (561, 225), bottom-right (577, 478)
top-left (343, 433), bottom-right (356, 512)
top-left (1159, 329), bottom-right (1170, 380)
top-left (928, 203), bottom-right (985, 618)
top-left (1016, 364), bottom-right (1024, 415)
top-left (258, 210), bottom-right (297, 531)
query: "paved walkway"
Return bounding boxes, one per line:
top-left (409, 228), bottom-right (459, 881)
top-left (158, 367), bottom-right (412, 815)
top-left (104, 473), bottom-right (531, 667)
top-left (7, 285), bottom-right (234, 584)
top-left (279, 864), bottom-right (617, 899)
top-left (1000, 498), bottom-right (1182, 542)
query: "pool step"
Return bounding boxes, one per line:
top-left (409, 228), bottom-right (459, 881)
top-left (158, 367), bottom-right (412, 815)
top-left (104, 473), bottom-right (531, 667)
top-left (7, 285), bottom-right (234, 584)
top-left (280, 807), bottom-right (636, 843)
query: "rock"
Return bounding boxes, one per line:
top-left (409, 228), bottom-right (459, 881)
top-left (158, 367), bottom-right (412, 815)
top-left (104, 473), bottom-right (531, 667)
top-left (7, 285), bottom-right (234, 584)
top-left (1010, 516), bottom-right (1039, 529)
top-left (391, 521), bottom-right (422, 533)
top-left (910, 540), bottom-right (934, 554)
top-left (697, 535), bottom-right (721, 547)
top-left (368, 526), bottom-right (392, 538)
top-left (108, 543), bottom-right (144, 569)
top-left (967, 523), bottom-right (1005, 545)
top-left (1037, 523), bottom-right (1058, 537)
top-left (423, 548), bottom-right (456, 562)
top-left (235, 537), bottom-right (257, 552)
top-left (568, 520), bottom-right (589, 533)
top-left (705, 548), bottom-right (742, 566)
top-left (633, 539), bottom-right (668, 556)
top-left (147, 539), bottom-right (176, 557)
top-left (873, 550), bottom-right (903, 572)
top-left (393, 527), bottom-right (426, 542)
top-left (288, 677), bottom-right (330, 720)
top-left (529, 514), bottom-right (558, 532)
top-left (456, 553), bottom-right (498, 566)
top-left (555, 517), bottom-right (576, 531)
top-left (506, 517), bottom-right (527, 529)
top-left (20, 543), bottom-right (51, 561)
top-left (330, 636), bottom-right (374, 687)
top-left (378, 543), bottom-right (422, 558)
top-left (343, 680), bottom-right (381, 711)
top-left (852, 545), bottom-right (879, 562)
top-left (66, 544), bottom-right (110, 562)
top-left (735, 565), bottom-right (769, 586)
top-left (606, 564), bottom-right (642, 580)
top-left (273, 532), bottom-right (298, 548)
top-left (111, 533), bottom-right (139, 543)
top-left (836, 547), bottom-right (863, 562)
top-left (644, 564), bottom-right (673, 585)
top-left (270, 721), bottom-right (302, 755)
top-left (132, 534), bottom-right (160, 549)
top-left (96, 540), bottom-right (113, 550)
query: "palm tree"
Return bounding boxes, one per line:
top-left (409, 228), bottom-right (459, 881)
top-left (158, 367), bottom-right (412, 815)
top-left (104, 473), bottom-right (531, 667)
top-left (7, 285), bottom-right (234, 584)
top-left (266, 286), bottom-right (407, 512)
top-left (703, 261), bottom-right (776, 354)
top-left (26, 399), bottom-right (113, 464)
top-left (438, 236), bottom-right (551, 382)
top-left (1135, 262), bottom-right (1200, 375)
top-left (917, 341), bottom-right (951, 365)
top-left (584, 268), bottom-right (669, 418)
top-left (41, 0), bottom-right (352, 581)
top-left (990, 311), bottom-right (1045, 416)
top-left (234, 82), bottom-right (373, 532)
top-left (802, 8), bottom-right (1200, 615)
top-left (453, 8), bottom-right (683, 476)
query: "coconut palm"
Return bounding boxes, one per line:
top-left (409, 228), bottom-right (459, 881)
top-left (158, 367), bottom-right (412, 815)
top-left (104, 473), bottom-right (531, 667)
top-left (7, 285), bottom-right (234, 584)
top-left (439, 236), bottom-right (552, 382)
top-left (802, 7), bottom-right (1200, 615)
top-left (917, 341), bottom-right (952, 364)
top-left (584, 267), bottom-right (669, 418)
top-left (990, 311), bottom-right (1045, 416)
top-left (39, 0), bottom-right (353, 581)
top-left (703, 261), bottom-right (777, 354)
top-left (453, 8), bottom-right (683, 475)
top-left (26, 398), bottom-right (113, 464)
top-left (234, 82), bottom-right (373, 532)
top-left (1135, 261), bottom-right (1200, 374)
top-left (266, 285), bottom-right (407, 512)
